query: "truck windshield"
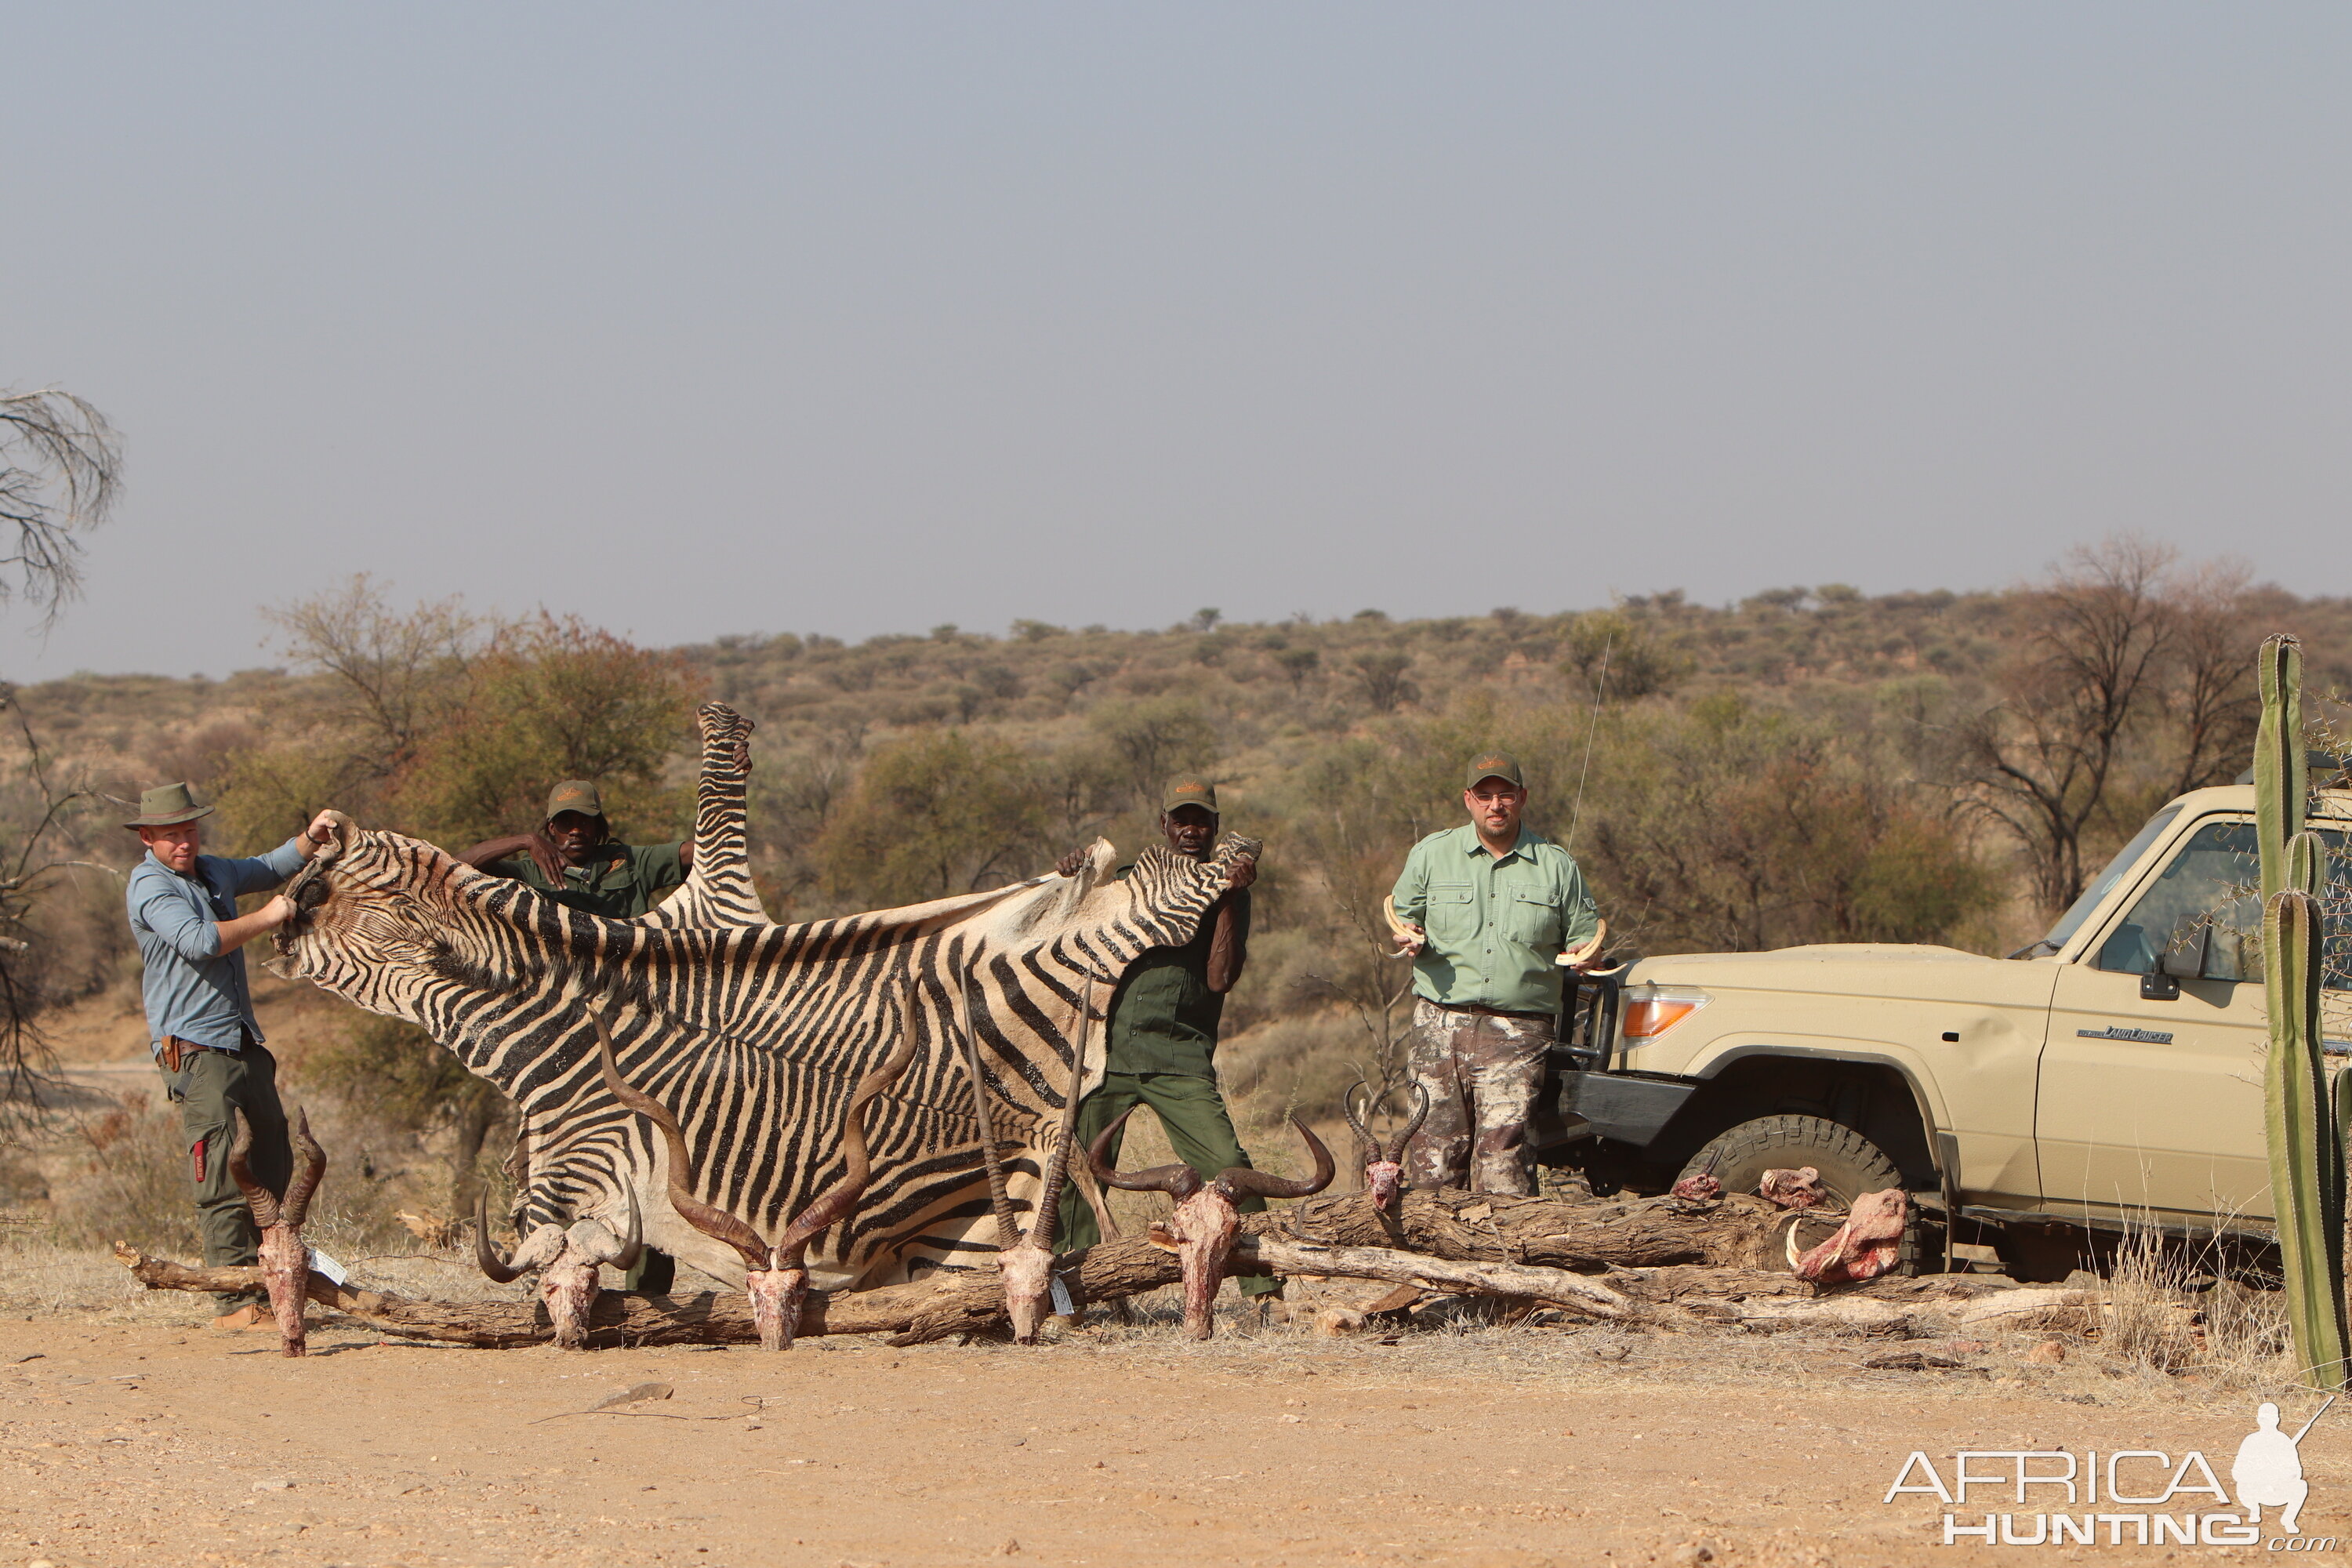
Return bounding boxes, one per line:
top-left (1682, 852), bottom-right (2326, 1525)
top-left (2025, 805), bottom-right (2183, 957)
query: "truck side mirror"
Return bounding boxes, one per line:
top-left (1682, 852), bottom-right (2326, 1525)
top-left (2159, 924), bottom-right (2212, 982)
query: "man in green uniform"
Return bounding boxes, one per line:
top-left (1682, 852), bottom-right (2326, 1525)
top-left (461, 779), bottom-right (698, 1291)
top-left (1053, 779), bottom-right (1279, 1302)
top-left (1389, 752), bottom-right (1602, 1196)
top-left (458, 779), bottom-right (694, 918)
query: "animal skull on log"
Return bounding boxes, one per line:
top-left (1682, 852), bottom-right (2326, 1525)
top-left (966, 973), bottom-right (1095, 1344)
top-left (600, 991), bottom-right (916, 1350)
top-left (227, 1107), bottom-right (327, 1357)
top-left (121, 1187), bottom-right (1830, 1347)
top-left (1087, 1111), bottom-right (1334, 1339)
top-left (1342, 1080), bottom-right (1428, 1214)
top-left (474, 1044), bottom-right (643, 1350)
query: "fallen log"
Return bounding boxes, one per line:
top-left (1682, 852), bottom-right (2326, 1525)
top-left (1240, 1238), bottom-right (1632, 1318)
top-left (1260, 1189), bottom-right (1786, 1270)
top-left (109, 1189), bottom-right (1793, 1348)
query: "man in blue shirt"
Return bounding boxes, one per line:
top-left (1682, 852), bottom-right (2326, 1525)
top-left (124, 782), bottom-right (340, 1330)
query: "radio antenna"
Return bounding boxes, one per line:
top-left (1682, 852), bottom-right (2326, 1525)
top-left (1564, 632), bottom-right (1613, 856)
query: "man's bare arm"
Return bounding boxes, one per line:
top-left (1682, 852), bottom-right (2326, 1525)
top-left (459, 833), bottom-right (567, 882)
top-left (216, 896), bottom-right (294, 955)
top-left (1206, 853), bottom-right (1257, 993)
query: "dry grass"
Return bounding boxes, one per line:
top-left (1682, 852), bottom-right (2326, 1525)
top-left (2096, 1218), bottom-right (2299, 1398)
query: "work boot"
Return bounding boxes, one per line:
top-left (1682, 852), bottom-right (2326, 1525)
top-left (211, 1304), bottom-right (274, 1332)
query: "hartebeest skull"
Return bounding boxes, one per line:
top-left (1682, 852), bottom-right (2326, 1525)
top-left (1341, 1080), bottom-right (1428, 1214)
top-left (227, 1108), bottom-right (326, 1358)
top-left (1087, 1112), bottom-right (1334, 1340)
top-left (599, 996), bottom-right (915, 1351)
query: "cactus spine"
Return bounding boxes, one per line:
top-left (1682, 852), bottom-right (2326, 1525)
top-left (2256, 633), bottom-right (2347, 1389)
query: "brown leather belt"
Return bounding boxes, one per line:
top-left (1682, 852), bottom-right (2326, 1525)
top-left (158, 1032), bottom-right (253, 1073)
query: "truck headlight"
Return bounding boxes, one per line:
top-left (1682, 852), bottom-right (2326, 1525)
top-left (1621, 984), bottom-right (1709, 1043)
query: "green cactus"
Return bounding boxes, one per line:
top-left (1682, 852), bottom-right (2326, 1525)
top-left (2258, 637), bottom-right (2311, 905)
top-left (2256, 633), bottom-right (2348, 1389)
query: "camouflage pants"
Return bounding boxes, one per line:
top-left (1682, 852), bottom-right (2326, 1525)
top-left (1402, 999), bottom-right (1553, 1196)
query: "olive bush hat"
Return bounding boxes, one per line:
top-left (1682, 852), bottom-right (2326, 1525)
top-left (122, 782), bottom-right (214, 829)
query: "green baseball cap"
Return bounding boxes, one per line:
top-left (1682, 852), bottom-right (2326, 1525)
top-left (1465, 751), bottom-right (1524, 789)
top-left (544, 780), bottom-right (607, 822)
top-left (1162, 778), bottom-right (1220, 815)
top-left (122, 782), bottom-right (214, 829)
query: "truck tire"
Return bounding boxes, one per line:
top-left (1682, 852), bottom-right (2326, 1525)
top-left (1676, 1116), bottom-right (1916, 1275)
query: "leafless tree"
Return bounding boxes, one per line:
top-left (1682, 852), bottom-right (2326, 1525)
top-left (263, 575), bottom-right (479, 778)
top-left (0, 388), bottom-right (122, 620)
top-left (2163, 560), bottom-right (2261, 798)
top-left (0, 386), bottom-right (122, 1129)
top-left (1962, 537), bottom-right (2255, 917)
top-left (0, 692), bottom-right (119, 1134)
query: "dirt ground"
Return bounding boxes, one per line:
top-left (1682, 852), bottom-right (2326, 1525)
top-left (10, 989), bottom-right (2338, 1565)
top-left (0, 1255), bottom-right (2339, 1568)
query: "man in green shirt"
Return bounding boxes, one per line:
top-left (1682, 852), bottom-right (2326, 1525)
top-left (1053, 779), bottom-right (1279, 1301)
top-left (459, 780), bottom-right (693, 920)
top-left (461, 779), bottom-right (697, 1294)
top-left (1388, 752), bottom-right (1602, 1196)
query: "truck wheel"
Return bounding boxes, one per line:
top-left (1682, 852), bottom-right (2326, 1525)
top-left (1676, 1116), bottom-right (1914, 1274)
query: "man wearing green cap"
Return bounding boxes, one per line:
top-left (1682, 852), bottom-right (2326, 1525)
top-left (458, 780), bottom-right (696, 920)
top-left (123, 783), bottom-right (343, 1330)
top-left (1388, 752), bottom-right (1602, 1196)
top-left (1052, 779), bottom-right (1280, 1305)
top-left (461, 779), bottom-right (703, 1292)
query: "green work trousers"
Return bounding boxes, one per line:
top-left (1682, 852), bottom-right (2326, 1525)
top-left (1054, 1071), bottom-right (1279, 1298)
top-left (158, 1042), bottom-right (289, 1312)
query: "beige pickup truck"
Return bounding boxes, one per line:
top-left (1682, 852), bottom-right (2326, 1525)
top-left (1542, 781), bottom-right (2351, 1278)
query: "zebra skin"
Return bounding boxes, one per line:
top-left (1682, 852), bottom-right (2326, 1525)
top-left (271, 702), bottom-right (1254, 1303)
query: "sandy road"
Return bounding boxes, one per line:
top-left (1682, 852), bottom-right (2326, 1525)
top-left (0, 1300), bottom-right (2337, 1568)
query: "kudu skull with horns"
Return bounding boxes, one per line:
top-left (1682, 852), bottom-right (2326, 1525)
top-left (227, 1108), bottom-right (327, 1357)
top-left (1087, 1112), bottom-right (1333, 1339)
top-left (597, 995), bottom-right (916, 1351)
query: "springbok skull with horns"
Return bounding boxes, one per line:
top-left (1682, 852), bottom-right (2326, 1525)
top-left (1087, 1112), bottom-right (1333, 1340)
top-left (1342, 1080), bottom-right (1428, 1214)
top-left (227, 1108), bottom-right (327, 1358)
top-left (597, 993), bottom-right (916, 1350)
top-left (960, 973), bottom-right (1096, 1344)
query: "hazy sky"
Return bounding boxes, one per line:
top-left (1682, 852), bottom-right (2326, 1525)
top-left (7, 5), bottom-right (2349, 679)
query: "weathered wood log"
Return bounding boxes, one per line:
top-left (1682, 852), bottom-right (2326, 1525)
top-left (111, 1189), bottom-right (1793, 1348)
top-left (114, 1242), bottom-right (1007, 1348)
top-left (1240, 1238), bottom-right (1631, 1318)
top-left (1258, 1189), bottom-right (1786, 1270)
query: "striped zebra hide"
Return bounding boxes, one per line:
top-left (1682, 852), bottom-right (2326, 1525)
top-left (270, 702), bottom-right (1256, 1293)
